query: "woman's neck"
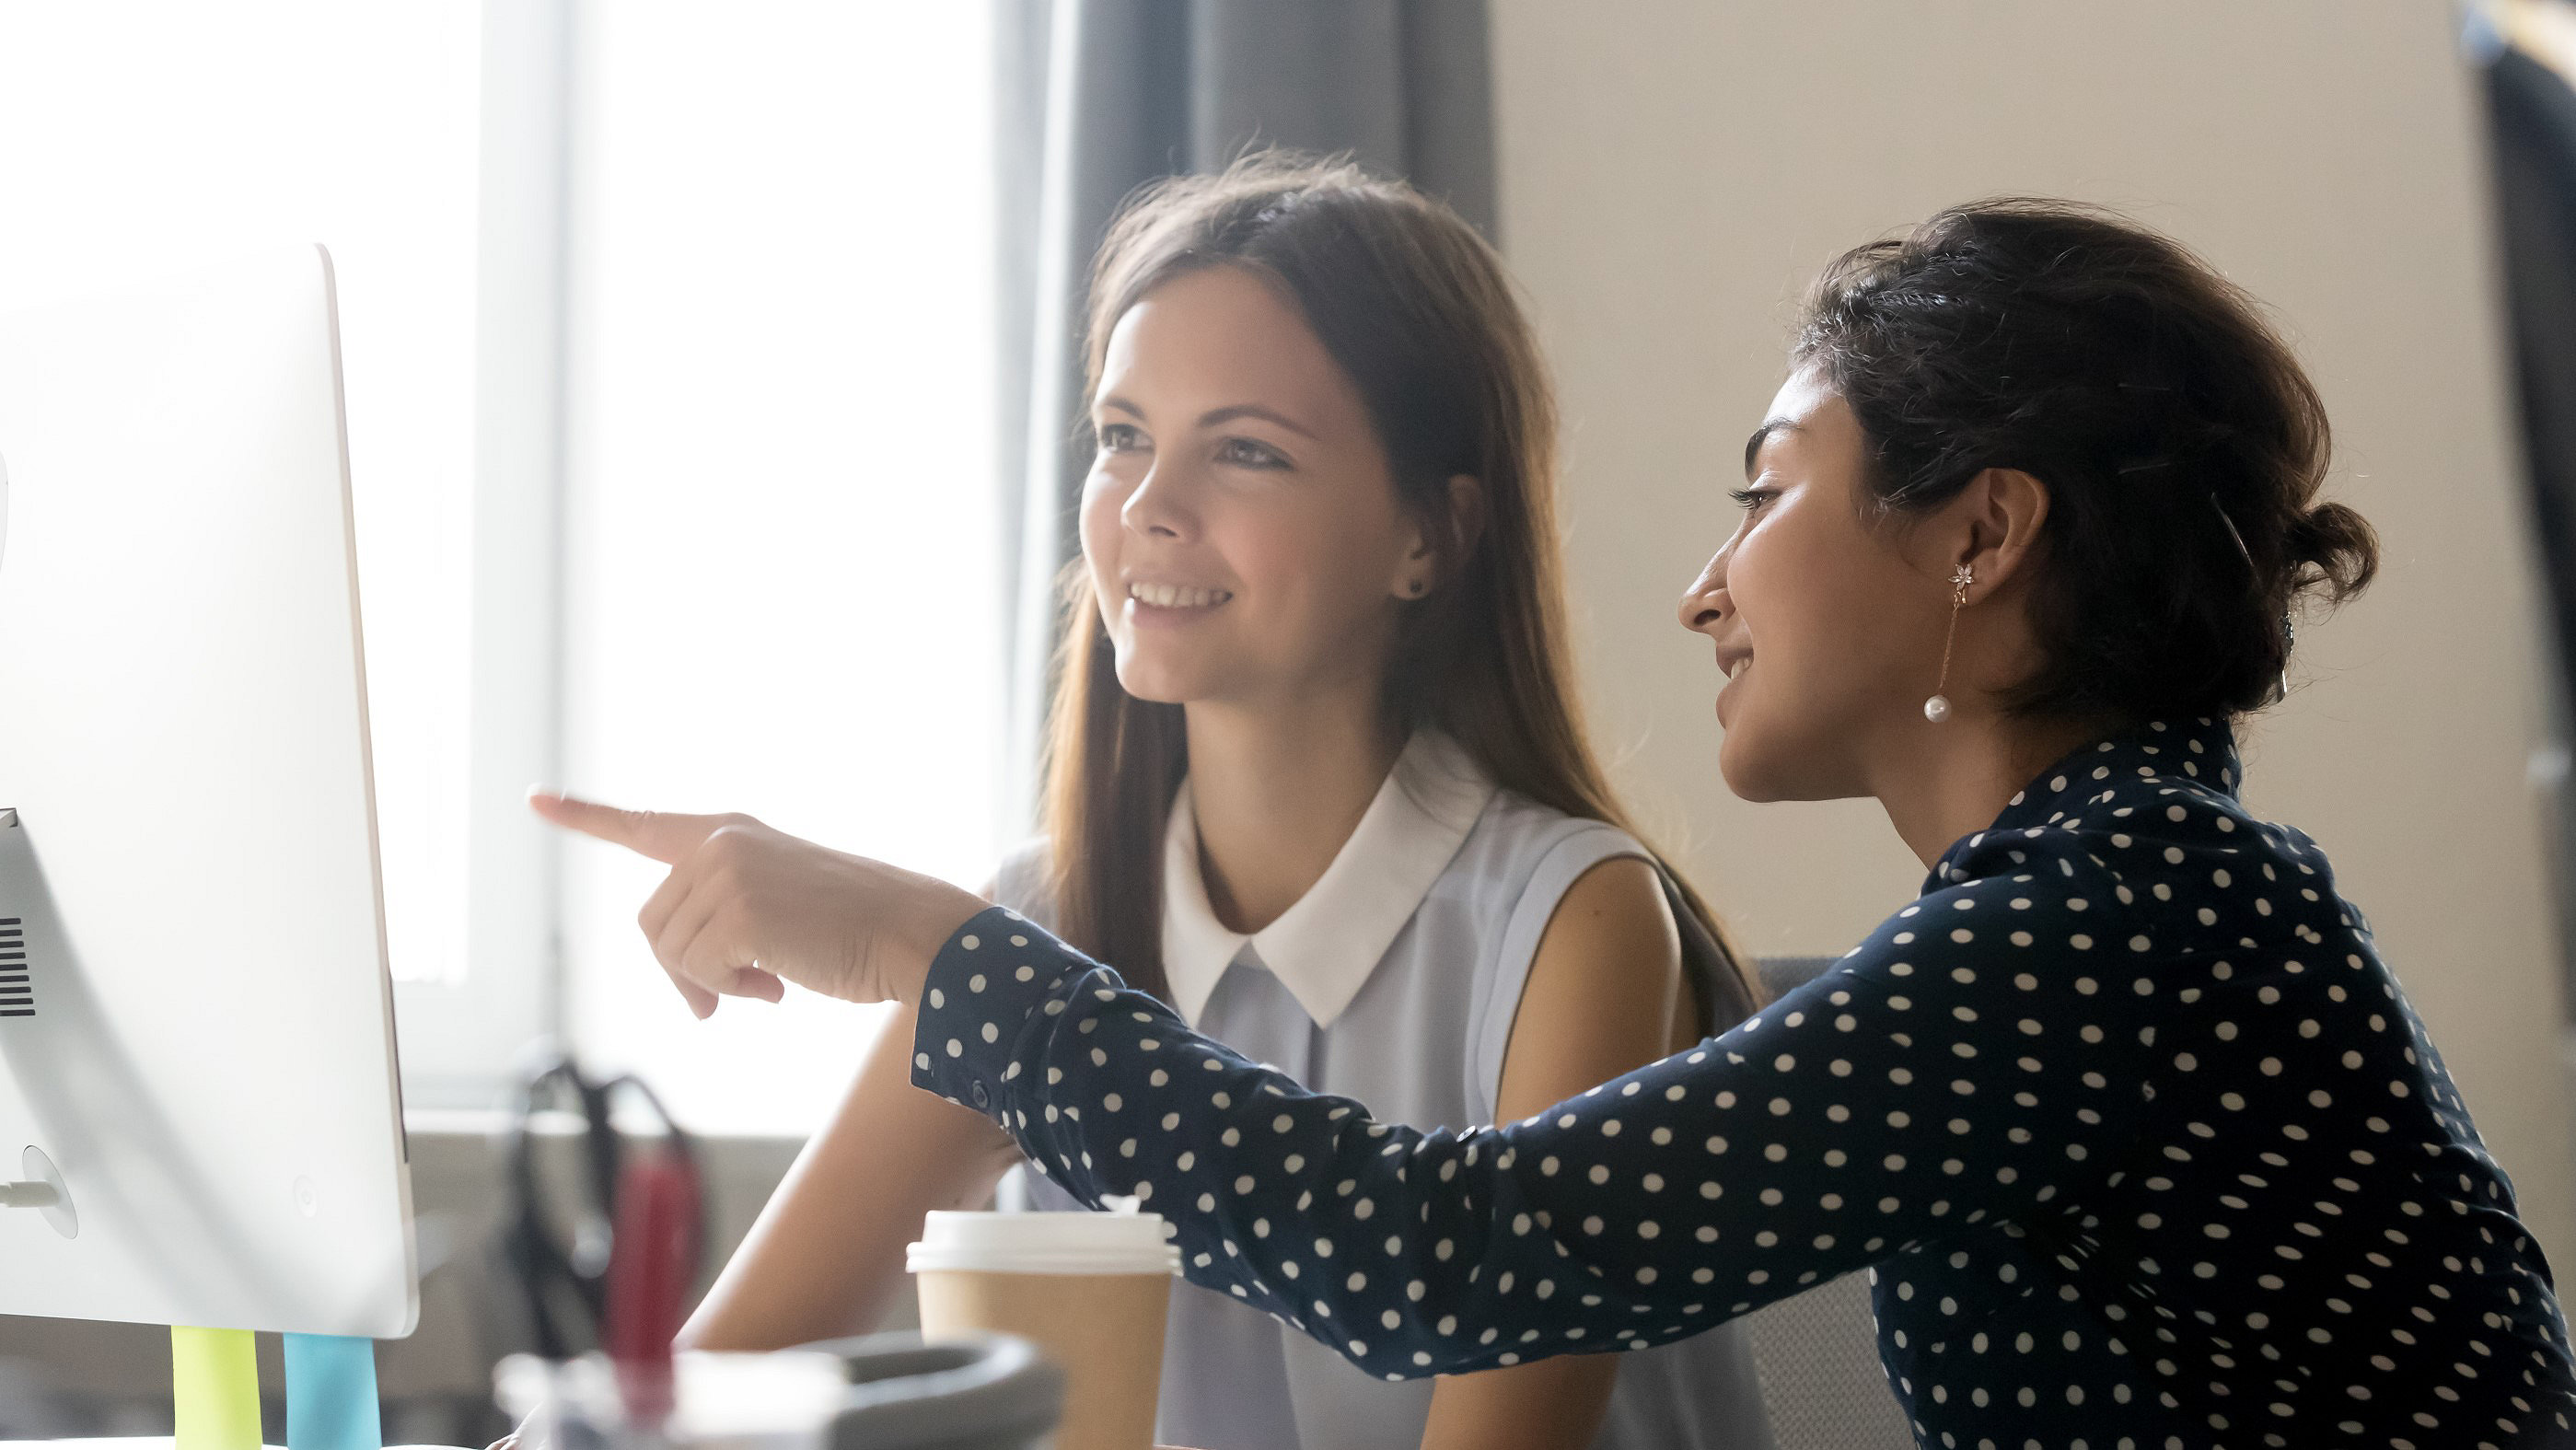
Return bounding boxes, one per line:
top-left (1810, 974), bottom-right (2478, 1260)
top-left (1183, 688), bottom-right (1405, 935)
top-left (1871, 709), bottom-right (2119, 872)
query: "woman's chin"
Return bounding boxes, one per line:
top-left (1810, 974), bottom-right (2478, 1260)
top-left (1721, 727), bottom-right (1872, 806)
top-left (1714, 727), bottom-right (1774, 802)
top-left (1721, 737), bottom-right (1782, 803)
top-left (1716, 721), bottom-right (1820, 805)
top-left (1108, 655), bottom-right (1212, 707)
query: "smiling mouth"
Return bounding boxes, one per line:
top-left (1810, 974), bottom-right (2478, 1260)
top-left (1129, 582), bottom-right (1235, 609)
top-left (1722, 654), bottom-right (1751, 682)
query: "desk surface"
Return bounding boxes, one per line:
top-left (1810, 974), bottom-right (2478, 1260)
top-left (37, 1432), bottom-right (469, 1442)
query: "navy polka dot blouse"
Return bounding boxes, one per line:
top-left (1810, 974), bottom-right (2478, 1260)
top-left (915, 722), bottom-right (2576, 1448)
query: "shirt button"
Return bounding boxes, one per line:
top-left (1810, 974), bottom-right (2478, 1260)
top-left (969, 1082), bottom-right (991, 1110)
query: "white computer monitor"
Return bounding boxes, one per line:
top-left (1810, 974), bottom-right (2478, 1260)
top-left (0, 246), bottom-right (417, 1339)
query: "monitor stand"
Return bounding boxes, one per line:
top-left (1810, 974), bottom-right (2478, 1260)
top-left (169, 1327), bottom-right (381, 1450)
top-left (4, 1183), bottom-right (381, 1450)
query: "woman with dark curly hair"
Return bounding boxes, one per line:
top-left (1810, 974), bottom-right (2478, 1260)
top-left (543, 197), bottom-right (2576, 1448)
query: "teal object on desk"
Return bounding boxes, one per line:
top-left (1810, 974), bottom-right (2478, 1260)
top-left (284, 1333), bottom-right (380, 1450)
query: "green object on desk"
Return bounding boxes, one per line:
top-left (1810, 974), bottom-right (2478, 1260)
top-left (171, 1326), bottom-right (261, 1450)
top-left (284, 1333), bottom-right (381, 1450)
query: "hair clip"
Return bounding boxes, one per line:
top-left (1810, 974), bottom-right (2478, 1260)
top-left (2209, 493), bottom-right (2292, 702)
top-left (2208, 492), bottom-right (2257, 571)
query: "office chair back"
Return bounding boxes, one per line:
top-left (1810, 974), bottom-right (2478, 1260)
top-left (1734, 956), bottom-right (1917, 1450)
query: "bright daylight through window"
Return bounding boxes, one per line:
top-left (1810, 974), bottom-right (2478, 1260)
top-left (0, 5), bottom-right (482, 995)
top-left (0, 2), bottom-right (1003, 1135)
top-left (558, 2), bottom-right (1002, 1133)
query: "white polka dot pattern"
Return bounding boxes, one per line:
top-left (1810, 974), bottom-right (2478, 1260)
top-left (917, 721), bottom-right (2576, 1446)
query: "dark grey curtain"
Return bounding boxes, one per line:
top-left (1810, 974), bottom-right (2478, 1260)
top-left (991, 0), bottom-right (1497, 823)
top-left (2487, 41), bottom-right (2576, 667)
top-left (2477, 7), bottom-right (2576, 1015)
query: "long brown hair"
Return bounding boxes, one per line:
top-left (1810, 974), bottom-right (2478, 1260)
top-left (1039, 151), bottom-right (1760, 1026)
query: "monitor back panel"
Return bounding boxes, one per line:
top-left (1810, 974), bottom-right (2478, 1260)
top-left (0, 247), bottom-right (416, 1337)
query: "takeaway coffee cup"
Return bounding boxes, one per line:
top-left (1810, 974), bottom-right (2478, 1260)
top-left (908, 1206), bottom-right (1181, 1450)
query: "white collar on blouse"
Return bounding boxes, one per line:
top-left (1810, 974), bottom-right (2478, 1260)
top-left (1159, 733), bottom-right (1498, 1029)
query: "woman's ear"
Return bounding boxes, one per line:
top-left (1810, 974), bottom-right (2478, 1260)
top-left (1392, 474), bottom-right (1487, 599)
top-left (1949, 467), bottom-right (2049, 600)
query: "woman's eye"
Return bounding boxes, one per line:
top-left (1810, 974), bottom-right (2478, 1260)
top-left (1217, 436), bottom-right (1291, 470)
top-left (1728, 486), bottom-right (1776, 513)
top-left (1097, 423), bottom-right (1146, 453)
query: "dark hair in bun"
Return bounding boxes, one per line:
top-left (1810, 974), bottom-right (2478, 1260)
top-left (1794, 197), bottom-right (2380, 722)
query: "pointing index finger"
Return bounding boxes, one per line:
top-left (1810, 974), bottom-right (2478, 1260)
top-left (527, 788), bottom-right (725, 866)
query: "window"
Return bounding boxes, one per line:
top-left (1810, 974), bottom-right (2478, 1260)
top-left (0, 2), bottom-right (1006, 1135)
top-left (0, 6), bottom-right (482, 994)
top-left (556, 1), bottom-right (1004, 1133)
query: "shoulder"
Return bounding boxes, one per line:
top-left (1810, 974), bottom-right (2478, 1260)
top-left (1450, 789), bottom-right (1648, 901)
top-left (1485, 794), bottom-right (1680, 994)
top-left (1942, 746), bottom-right (2343, 969)
top-left (1831, 737), bottom-right (2353, 1050)
top-left (1495, 854), bottom-right (1686, 1113)
top-left (1447, 794), bottom-right (1683, 1074)
top-left (1528, 853), bottom-right (1681, 971)
top-left (1442, 792), bottom-right (1669, 973)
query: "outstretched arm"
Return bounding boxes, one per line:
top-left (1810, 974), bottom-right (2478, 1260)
top-left (520, 787), bottom-right (2156, 1380)
top-left (912, 866), bottom-right (2154, 1380)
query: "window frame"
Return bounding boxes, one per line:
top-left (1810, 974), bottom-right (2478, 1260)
top-left (390, 0), bottom-right (577, 1107)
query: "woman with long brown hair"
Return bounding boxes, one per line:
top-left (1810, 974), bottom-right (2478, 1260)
top-left (548, 154), bottom-right (1772, 1450)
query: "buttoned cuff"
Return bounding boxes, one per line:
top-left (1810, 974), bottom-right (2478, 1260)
top-left (909, 905), bottom-right (1099, 1119)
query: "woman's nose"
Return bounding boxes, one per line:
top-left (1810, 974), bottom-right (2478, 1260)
top-left (1121, 462), bottom-right (1193, 539)
top-left (1677, 551), bottom-right (1728, 634)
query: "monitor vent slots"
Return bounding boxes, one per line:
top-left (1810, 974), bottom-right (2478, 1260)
top-left (0, 918), bottom-right (28, 1017)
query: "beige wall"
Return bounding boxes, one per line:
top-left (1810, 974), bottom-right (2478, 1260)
top-left (1491, 1), bottom-right (2576, 1265)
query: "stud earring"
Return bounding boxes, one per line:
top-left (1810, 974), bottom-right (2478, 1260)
top-left (1924, 563), bottom-right (1974, 724)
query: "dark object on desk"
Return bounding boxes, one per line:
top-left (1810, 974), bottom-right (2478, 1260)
top-left (494, 1053), bottom-right (704, 1362)
top-left (801, 1331), bottom-right (1062, 1450)
top-left (603, 1149), bottom-right (700, 1418)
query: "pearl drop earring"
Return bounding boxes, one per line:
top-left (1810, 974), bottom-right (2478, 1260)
top-left (1924, 563), bottom-right (1974, 724)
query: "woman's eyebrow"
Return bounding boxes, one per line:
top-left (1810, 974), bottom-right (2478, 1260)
top-left (1201, 403), bottom-right (1319, 440)
top-left (1097, 394), bottom-right (1144, 419)
top-left (1744, 417), bottom-right (1801, 478)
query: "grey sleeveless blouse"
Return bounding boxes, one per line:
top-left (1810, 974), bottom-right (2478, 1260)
top-left (992, 737), bottom-right (1775, 1450)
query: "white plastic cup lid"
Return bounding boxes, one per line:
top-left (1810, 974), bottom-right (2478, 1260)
top-left (906, 1207), bottom-right (1182, 1277)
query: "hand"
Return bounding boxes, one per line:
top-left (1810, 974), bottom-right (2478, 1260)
top-left (528, 792), bottom-right (988, 1015)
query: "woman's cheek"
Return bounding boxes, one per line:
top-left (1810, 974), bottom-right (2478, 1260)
top-left (1201, 503), bottom-right (1291, 597)
top-left (1076, 471), bottom-right (1120, 547)
top-left (1079, 470), bottom-right (1131, 550)
top-left (1077, 491), bottom-right (1126, 641)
